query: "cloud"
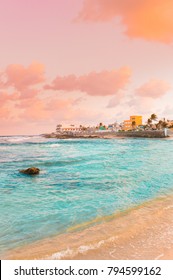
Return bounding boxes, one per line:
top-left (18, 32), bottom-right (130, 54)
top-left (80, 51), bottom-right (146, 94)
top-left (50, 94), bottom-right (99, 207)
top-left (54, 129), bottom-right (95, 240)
top-left (15, 97), bottom-right (72, 121)
top-left (0, 91), bottom-right (20, 119)
top-left (19, 99), bottom-right (50, 121)
top-left (44, 67), bottom-right (131, 96)
top-left (0, 106), bottom-right (10, 118)
top-left (0, 64), bottom-right (131, 124)
top-left (45, 98), bottom-right (73, 111)
top-left (1, 62), bottom-right (45, 91)
top-left (19, 89), bottom-right (40, 100)
top-left (77, 0), bottom-right (173, 43)
top-left (135, 80), bottom-right (171, 98)
top-left (18, 96), bottom-right (101, 123)
top-left (128, 96), bottom-right (155, 115)
top-left (0, 63), bottom-right (132, 134)
top-left (162, 106), bottom-right (173, 117)
top-left (72, 97), bottom-right (86, 106)
top-left (0, 63), bottom-right (45, 120)
top-left (0, 91), bottom-right (19, 105)
top-left (123, 79), bottom-right (171, 117)
top-left (107, 91), bottom-right (124, 108)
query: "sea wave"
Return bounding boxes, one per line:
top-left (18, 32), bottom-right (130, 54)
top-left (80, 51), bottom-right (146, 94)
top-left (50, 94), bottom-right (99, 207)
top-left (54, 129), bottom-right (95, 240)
top-left (0, 135), bottom-right (46, 144)
top-left (48, 240), bottom-right (106, 260)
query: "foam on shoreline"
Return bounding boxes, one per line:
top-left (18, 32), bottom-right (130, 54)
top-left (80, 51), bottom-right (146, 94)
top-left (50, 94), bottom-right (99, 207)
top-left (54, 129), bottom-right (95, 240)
top-left (2, 194), bottom-right (173, 260)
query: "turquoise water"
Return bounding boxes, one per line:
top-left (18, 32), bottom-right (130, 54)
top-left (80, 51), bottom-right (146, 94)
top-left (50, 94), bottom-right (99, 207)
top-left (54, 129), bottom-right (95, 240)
top-left (0, 135), bottom-right (173, 254)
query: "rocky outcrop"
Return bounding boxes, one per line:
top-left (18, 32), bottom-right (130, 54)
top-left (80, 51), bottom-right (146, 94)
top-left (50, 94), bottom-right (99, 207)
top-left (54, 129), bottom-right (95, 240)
top-left (19, 167), bottom-right (40, 175)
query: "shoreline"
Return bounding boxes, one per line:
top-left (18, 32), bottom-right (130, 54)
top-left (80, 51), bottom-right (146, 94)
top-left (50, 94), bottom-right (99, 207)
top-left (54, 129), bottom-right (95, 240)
top-left (43, 132), bottom-right (120, 139)
top-left (2, 194), bottom-right (173, 260)
top-left (43, 129), bottom-right (169, 139)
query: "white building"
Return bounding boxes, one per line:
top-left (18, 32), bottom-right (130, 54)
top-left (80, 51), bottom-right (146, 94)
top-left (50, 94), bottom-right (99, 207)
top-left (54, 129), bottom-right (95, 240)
top-left (56, 124), bottom-right (82, 133)
top-left (108, 122), bottom-right (121, 132)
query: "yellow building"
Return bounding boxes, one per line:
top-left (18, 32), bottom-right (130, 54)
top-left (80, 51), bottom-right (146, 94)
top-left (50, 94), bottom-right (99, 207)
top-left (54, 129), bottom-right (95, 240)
top-left (123, 120), bottom-right (132, 131)
top-left (123, 116), bottom-right (142, 131)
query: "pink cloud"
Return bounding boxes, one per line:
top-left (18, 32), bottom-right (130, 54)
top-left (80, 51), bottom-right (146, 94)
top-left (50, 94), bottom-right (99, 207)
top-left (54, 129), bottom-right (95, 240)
top-left (127, 96), bottom-right (155, 115)
top-left (44, 67), bottom-right (131, 96)
top-left (0, 91), bottom-right (20, 120)
top-left (18, 96), bottom-right (100, 124)
top-left (77, 0), bottom-right (173, 43)
top-left (162, 106), bottom-right (173, 116)
top-left (135, 80), bottom-right (171, 98)
top-left (2, 62), bottom-right (45, 90)
top-left (19, 89), bottom-right (40, 100)
top-left (107, 91), bottom-right (125, 108)
top-left (0, 63), bottom-right (45, 120)
top-left (0, 106), bottom-right (10, 118)
top-left (0, 91), bottom-right (19, 105)
top-left (1, 64), bottom-right (132, 124)
top-left (45, 98), bottom-right (73, 111)
top-left (20, 99), bottom-right (50, 121)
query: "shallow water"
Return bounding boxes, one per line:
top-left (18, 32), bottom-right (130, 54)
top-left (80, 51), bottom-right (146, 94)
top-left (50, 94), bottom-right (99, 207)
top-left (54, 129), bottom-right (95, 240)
top-left (0, 135), bottom-right (173, 255)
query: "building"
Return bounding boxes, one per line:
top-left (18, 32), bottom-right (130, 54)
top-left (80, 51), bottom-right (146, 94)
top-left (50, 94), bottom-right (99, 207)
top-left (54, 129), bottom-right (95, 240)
top-left (108, 122), bottom-right (121, 131)
top-left (123, 119), bottom-right (132, 131)
top-left (123, 116), bottom-right (142, 131)
top-left (56, 124), bottom-right (82, 133)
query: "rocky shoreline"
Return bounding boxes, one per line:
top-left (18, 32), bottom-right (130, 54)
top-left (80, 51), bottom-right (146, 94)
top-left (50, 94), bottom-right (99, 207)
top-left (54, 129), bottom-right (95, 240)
top-left (42, 132), bottom-right (119, 139)
top-left (42, 129), bottom-right (168, 139)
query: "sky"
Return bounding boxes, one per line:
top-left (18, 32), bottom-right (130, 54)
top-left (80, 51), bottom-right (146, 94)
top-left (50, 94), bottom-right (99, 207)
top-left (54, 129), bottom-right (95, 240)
top-left (0, 0), bottom-right (173, 135)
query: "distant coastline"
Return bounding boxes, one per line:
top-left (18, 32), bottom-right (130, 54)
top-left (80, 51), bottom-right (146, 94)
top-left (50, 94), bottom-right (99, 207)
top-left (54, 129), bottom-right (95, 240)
top-left (43, 129), bottom-right (168, 139)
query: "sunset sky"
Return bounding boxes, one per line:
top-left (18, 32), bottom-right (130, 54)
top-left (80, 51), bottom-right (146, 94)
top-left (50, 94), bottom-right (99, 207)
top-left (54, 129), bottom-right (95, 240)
top-left (0, 0), bottom-right (173, 135)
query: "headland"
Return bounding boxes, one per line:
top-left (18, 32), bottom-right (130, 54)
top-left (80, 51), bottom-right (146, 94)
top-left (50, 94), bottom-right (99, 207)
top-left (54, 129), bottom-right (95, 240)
top-left (43, 129), bottom-right (168, 139)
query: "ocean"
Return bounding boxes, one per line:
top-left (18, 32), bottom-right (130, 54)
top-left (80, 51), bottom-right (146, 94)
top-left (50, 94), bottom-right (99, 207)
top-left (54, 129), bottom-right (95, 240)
top-left (0, 135), bottom-right (173, 257)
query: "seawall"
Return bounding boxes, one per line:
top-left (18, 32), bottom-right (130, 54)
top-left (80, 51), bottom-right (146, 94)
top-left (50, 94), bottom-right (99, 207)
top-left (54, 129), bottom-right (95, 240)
top-left (116, 130), bottom-right (166, 138)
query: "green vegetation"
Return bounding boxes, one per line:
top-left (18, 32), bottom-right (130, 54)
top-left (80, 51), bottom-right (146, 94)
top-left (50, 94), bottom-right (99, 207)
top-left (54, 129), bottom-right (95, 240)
top-left (146, 114), bottom-right (169, 130)
top-left (132, 121), bottom-right (136, 129)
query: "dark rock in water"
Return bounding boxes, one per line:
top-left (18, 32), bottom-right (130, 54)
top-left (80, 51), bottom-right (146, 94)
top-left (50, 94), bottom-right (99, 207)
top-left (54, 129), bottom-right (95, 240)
top-left (19, 167), bottom-right (40, 175)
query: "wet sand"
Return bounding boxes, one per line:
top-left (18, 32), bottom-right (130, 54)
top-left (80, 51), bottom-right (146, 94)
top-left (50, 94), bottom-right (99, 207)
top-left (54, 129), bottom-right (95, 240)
top-left (2, 194), bottom-right (173, 260)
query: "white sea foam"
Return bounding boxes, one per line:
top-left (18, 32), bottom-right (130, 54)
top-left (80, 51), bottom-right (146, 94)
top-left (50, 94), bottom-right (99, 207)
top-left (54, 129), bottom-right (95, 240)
top-left (0, 135), bottom-right (48, 144)
top-left (49, 144), bottom-right (60, 147)
top-left (0, 136), bottom-right (34, 143)
top-left (48, 237), bottom-right (118, 260)
top-left (48, 248), bottom-right (74, 260)
top-left (164, 205), bottom-right (173, 210)
top-left (155, 253), bottom-right (164, 260)
top-left (78, 240), bottom-right (105, 253)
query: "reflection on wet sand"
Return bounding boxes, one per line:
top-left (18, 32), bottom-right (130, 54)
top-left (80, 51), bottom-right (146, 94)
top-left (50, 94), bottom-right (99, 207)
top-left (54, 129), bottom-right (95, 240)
top-left (3, 195), bottom-right (173, 260)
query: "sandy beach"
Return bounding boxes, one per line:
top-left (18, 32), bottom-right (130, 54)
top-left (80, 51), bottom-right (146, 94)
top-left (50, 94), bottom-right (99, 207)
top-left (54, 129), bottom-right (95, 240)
top-left (3, 194), bottom-right (173, 260)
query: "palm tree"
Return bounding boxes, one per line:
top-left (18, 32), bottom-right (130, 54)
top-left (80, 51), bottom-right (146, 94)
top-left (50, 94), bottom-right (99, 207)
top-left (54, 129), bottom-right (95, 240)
top-left (56, 124), bottom-right (62, 132)
top-left (150, 114), bottom-right (157, 122)
top-left (156, 120), bottom-right (163, 130)
top-left (162, 121), bottom-right (168, 128)
top-left (82, 126), bottom-right (87, 131)
top-left (147, 118), bottom-right (152, 126)
top-left (132, 121), bottom-right (136, 129)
